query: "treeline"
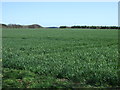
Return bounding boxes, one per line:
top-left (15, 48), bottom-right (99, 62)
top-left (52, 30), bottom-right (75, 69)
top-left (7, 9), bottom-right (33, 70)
top-left (0, 24), bottom-right (119, 29)
top-left (0, 24), bottom-right (42, 28)
top-left (59, 25), bottom-right (119, 29)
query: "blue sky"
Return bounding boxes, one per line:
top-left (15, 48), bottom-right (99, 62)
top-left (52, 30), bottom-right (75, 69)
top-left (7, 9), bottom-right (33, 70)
top-left (2, 2), bottom-right (118, 27)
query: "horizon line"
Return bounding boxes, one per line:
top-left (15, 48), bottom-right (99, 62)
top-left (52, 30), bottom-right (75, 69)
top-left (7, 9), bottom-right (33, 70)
top-left (0, 23), bottom-right (118, 27)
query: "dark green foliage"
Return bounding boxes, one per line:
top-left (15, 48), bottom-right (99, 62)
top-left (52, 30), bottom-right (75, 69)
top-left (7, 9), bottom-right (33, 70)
top-left (59, 26), bottom-right (68, 28)
top-left (2, 68), bottom-right (73, 88)
top-left (70, 25), bottom-right (119, 29)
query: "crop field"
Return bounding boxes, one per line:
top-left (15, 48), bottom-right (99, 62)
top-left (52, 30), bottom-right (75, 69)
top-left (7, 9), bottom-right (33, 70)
top-left (2, 28), bottom-right (119, 88)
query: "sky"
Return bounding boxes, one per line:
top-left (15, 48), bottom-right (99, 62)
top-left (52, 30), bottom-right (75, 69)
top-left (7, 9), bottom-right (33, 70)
top-left (2, 2), bottom-right (118, 27)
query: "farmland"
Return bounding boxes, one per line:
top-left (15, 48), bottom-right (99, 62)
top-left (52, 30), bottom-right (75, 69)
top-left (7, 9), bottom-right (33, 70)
top-left (2, 28), bottom-right (119, 88)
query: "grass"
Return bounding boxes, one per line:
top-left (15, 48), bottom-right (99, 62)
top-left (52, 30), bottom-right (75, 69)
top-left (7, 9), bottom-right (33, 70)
top-left (2, 28), bottom-right (120, 88)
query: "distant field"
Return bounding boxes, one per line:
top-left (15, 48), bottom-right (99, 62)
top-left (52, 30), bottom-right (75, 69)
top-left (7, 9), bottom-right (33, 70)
top-left (2, 28), bottom-right (119, 88)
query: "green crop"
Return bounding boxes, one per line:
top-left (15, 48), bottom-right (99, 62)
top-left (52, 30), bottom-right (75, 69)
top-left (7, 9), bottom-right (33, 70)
top-left (2, 28), bottom-right (120, 88)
